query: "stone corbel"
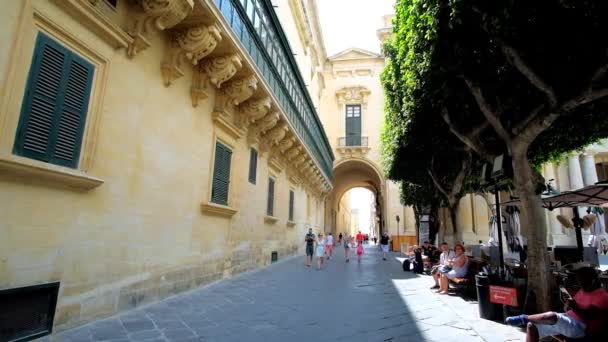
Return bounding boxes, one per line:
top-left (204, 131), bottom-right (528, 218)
top-left (278, 132), bottom-right (296, 154)
top-left (191, 65), bottom-right (209, 107)
top-left (238, 97), bottom-right (271, 128)
top-left (247, 111), bottom-right (279, 144)
top-left (260, 122), bottom-right (288, 153)
top-left (286, 146), bottom-right (303, 161)
top-left (127, 0), bottom-right (195, 58)
top-left (161, 23), bottom-right (222, 86)
top-left (212, 75), bottom-right (258, 120)
top-left (203, 54), bottom-right (243, 88)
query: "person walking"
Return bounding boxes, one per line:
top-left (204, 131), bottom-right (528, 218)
top-left (343, 235), bottom-right (351, 262)
top-left (380, 232), bottom-right (390, 261)
top-left (356, 231), bottom-right (364, 245)
top-left (304, 228), bottom-right (315, 267)
top-left (356, 241), bottom-right (364, 263)
top-left (315, 233), bottom-right (326, 270)
top-left (325, 232), bottom-right (334, 259)
top-left (338, 232), bottom-right (343, 245)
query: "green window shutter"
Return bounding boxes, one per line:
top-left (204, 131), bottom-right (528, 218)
top-left (289, 190), bottom-right (294, 221)
top-left (267, 178), bottom-right (275, 216)
top-left (248, 148), bottom-right (257, 184)
top-left (13, 33), bottom-right (94, 168)
top-left (211, 142), bottom-right (232, 205)
top-left (345, 104), bottom-right (361, 146)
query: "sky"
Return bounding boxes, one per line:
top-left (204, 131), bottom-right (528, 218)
top-left (317, 0), bottom-right (395, 56)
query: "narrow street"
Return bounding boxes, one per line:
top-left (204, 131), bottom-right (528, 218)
top-left (47, 246), bottom-right (524, 342)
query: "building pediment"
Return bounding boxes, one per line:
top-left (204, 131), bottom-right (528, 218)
top-left (328, 48), bottom-right (381, 61)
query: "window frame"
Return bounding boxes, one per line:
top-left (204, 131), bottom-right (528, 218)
top-left (288, 189), bottom-right (295, 222)
top-left (0, 13), bottom-right (108, 190)
top-left (210, 140), bottom-right (233, 206)
top-left (248, 147), bottom-right (258, 184)
top-left (266, 176), bottom-right (275, 217)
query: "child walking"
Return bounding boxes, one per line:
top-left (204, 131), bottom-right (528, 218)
top-left (356, 241), bottom-right (364, 263)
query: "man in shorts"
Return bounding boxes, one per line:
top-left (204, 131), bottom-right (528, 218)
top-left (304, 228), bottom-right (315, 267)
top-left (380, 232), bottom-right (390, 260)
top-left (505, 266), bottom-right (608, 340)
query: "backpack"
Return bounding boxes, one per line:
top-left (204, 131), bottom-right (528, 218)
top-left (402, 259), bottom-right (410, 272)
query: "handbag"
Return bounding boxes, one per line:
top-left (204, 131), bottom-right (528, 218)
top-left (438, 265), bottom-right (452, 273)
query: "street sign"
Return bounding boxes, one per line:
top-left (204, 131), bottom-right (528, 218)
top-left (489, 286), bottom-right (518, 306)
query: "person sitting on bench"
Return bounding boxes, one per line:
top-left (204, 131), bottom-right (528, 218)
top-left (438, 244), bottom-right (468, 295)
top-left (430, 242), bottom-right (454, 290)
top-left (505, 266), bottom-right (608, 341)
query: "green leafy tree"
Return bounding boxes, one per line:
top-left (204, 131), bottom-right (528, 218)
top-left (383, 0), bottom-right (608, 311)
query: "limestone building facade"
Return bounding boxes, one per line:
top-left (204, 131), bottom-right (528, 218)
top-left (0, 0), bottom-right (333, 333)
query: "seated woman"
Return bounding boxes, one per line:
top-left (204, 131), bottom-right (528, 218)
top-left (505, 266), bottom-right (608, 341)
top-left (438, 244), bottom-right (468, 294)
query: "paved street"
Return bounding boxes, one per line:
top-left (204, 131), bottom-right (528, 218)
top-left (46, 246), bottom-right (524, 342)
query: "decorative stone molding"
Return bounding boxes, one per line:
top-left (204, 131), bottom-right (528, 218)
top-left (335, 85), bottom-right (371, 109)
top-left (201, 202), bottom-right (237, 217)
top-left (286, 146), bottom-right (303, 161)
top-left (268, 157), bottom-right (283, 174)
top-left (259, 123), bottom-right (288, 153)
top-left (221, 75), bottom-right (258, 106)
top-left (238, 97), bottom-right (272, 128)
top-left (264, 215), bottom-right (279, 224)
top-left (127, 0), bottom-right (195, 58)
top-left (211, 110), bottom-right (244, 140)
top-left (161, 23), bottom-right (222, 86)
top-left (279, 132), bottom-right (297, 153)
top-left (56, 0), bottom-right (134, 50)
top-left (191, 66), bottom-right (208, 107)
top-left (336, 146), bottom-right (371, 159)
top-left (248, 111), bottom-right (279, 144)
top-left (293, 155), bottom-right (307, 167)
top-left (203, 54), bottom-right (242, 88)
top-left (213, 75), bottom-right (258, 119)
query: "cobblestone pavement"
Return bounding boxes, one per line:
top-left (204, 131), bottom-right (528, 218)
top-left (45, 245), bottom-right (525, 342)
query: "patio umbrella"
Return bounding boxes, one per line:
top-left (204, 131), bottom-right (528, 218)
top-left (501, 182), bottom-right (608, 260)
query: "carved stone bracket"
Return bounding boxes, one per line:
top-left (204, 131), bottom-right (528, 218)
top-left (285, 146), bottom-right (303, 161)
top-left (238, 97), bottom-right (271, 128)
top-left (335, 85), bottom-right (371, 109)
top-left (247, 111), bottom-right (279, 144)
top-left (203, 54), bottom-right (242, 88)
top-left (221, 75), bottom-right (258, 106)
top-left (127, 0), bottom-right (195, 58)
top-left (191, 66), bottom-right (208, 107)
top-left (162, 23), bottom-right (222, 86)
top-left (259, 122), bottom-right (288, 153)
top-left (212, 75), bottom-right (258, 118)
top-left (279, 132), bottom-right (296, 154)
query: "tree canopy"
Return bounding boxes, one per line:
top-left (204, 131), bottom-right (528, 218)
top-left (382, 0), bottom-right (608, 311)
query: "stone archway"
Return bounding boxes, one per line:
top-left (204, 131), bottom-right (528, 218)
top-left (325, 157), bottom-right (386, 238)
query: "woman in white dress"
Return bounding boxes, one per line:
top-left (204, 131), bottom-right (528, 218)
top-left (315, 233), bottom-right (326, 270)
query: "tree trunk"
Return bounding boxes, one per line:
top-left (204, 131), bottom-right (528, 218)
top-left (511, 146), bottom-right (551, 312)
top-left (428, 203), bottom-right (440, 244)
top-left (448, 203), bottom-right (461, 243)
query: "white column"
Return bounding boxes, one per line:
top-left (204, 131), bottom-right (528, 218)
top-left (544, 163), bottom-right (562, 245)
top-left (568, 154), bottom-right (585, 189)
top-left (581, 152), bottom-right (598, 186)
top-left (568, 153), bottom-right (586, 220)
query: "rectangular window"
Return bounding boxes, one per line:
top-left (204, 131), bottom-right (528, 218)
top-left (211, 142), bottom-right (232, 205)
top-left (13, 33), bottom-right (94, 168)
top-left (248, 148), bottom-right (257, 184)
top-left (289, 190), bottom-right (295, 221)
top-left (267, 177), bottom-right (275, 216)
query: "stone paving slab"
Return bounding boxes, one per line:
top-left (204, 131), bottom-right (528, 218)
top-left (42, 245), bottom-right (525, 342)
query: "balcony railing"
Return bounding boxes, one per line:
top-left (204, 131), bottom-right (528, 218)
top-left (338, 136), bottom-right (369, 148)
top-left (209, 0), bottom-right (334, 181)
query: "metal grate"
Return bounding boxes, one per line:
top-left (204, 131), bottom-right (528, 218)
top-left (0, 282), bottom-right (60, 342)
